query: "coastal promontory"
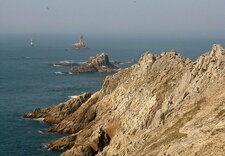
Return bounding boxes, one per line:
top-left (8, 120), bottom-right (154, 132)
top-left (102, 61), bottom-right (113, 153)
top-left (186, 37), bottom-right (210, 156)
top-left (24, 44), bottom-right (225, 156)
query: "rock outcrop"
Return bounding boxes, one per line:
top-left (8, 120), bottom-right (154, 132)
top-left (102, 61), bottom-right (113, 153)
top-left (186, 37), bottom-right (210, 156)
top-left (24, 93), bottom-right (92, 125)
top-left (69, 53), bottom-right (118, 73)
top-left (24, 44), bottom-right (225, 156)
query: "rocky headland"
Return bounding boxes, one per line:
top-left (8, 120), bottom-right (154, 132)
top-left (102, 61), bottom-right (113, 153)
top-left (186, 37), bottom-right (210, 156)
top-left (24, 44), bottom-right (225, 156)
top-left (69, 53), bottom-right (118, 73)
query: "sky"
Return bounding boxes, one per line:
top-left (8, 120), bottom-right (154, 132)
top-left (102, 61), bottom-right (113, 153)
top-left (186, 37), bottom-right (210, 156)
top-left (0, 0), bottom-right (224, 37)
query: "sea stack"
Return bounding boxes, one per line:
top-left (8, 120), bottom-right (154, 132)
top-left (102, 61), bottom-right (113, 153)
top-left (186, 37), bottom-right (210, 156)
top-left (69, 53), bottom-right (119, 73)
top-left (24, 44), bottom-right (225, 156)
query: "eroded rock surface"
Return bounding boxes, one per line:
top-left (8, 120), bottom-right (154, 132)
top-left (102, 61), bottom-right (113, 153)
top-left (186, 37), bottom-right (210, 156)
top-left (69, 53), bottom-right (118, 73)
top-left (24, 44), bottom-right (225, 156)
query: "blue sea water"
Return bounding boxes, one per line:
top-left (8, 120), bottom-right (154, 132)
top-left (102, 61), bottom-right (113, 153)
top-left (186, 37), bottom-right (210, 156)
top-left (0, 34), bottom-right (224, 156)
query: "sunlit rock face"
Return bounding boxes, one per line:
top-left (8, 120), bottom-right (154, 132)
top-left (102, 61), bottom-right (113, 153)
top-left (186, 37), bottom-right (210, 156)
top-left (25, 45), bottom-right (225, 156)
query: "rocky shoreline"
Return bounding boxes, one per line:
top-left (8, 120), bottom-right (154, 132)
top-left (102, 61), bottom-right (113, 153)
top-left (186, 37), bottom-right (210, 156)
top-left (24, 44), bottom-right (225, 156)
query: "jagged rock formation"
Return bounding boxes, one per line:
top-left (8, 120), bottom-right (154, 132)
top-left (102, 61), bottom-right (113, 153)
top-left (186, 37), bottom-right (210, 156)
top-left (24, 44), bottom-right (225, 156)
top-left (69, 53), bottom-right (118, 73)
top-left (24, 93), bottom-right (92, 124)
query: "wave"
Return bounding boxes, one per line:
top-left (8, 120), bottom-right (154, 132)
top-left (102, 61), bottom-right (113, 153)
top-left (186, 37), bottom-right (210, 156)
top-left (68, 95), bottom-right (79, 99)
top-left (55, 71), bottom-right (72, 75)
top-left (32, 118), bottom-right (44, 122)
top-left (59, 60), bottom-right (75, 64)
top-left (53, 64), bottom-right (62, 67)
top-left (113, 68), bottom-right (122, 72)
top-left (118, 62), bottom-right (132, 65)
top-left (41, 143), bottom-right (49, 150)
top-left (21, 56), bottom-right (31, 59)
top-left (119, 61), bottom-right (137, 65)
top-left (77, 61), bottom-right (86, 64)
top-left (38, 130), bottom-right (44, 134)
top-left (55, 71), bottom-right (65, 75)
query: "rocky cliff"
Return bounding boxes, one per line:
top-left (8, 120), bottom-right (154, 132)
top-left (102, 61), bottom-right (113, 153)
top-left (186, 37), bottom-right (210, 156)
top-left (24, 44), bottom-right (225, 156)
top-left (69, 53), bottom-right (118, 73)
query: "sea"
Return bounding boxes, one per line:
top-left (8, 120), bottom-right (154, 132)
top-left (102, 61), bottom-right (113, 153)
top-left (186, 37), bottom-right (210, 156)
top-left (0, 34), bottom-right (224, 156)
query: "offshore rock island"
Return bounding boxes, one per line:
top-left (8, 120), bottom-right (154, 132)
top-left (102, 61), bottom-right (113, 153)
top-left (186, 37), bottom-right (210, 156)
top-left (48, 53), bottom-right (119, 74)
top-left (69, 53), bottom-right (119, 73)
top-left (24, 44), bottom-right (225, 156)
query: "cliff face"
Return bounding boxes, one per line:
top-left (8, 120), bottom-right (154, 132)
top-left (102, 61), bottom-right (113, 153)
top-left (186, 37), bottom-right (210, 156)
top-left (24, 44), bottom-right (225, 156)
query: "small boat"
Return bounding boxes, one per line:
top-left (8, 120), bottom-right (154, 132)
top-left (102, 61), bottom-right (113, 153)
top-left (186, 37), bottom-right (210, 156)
top-left (72, 35), bottom-right (89, 49)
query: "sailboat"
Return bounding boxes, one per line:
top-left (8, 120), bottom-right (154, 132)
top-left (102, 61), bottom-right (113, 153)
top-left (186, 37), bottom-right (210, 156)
top-left (72, 35), bottom-right (89, 49)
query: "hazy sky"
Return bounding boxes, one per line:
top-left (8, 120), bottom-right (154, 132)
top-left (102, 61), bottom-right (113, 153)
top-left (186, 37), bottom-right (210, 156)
top-left (0, 0), bottom-right (224, 37)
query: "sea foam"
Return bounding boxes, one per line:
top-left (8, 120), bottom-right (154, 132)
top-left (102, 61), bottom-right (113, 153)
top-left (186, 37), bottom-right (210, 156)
top-left (53, 64), bottom-right (62, 67)
top-left (38, 130), bottom-right (44, 134)
top-left (33, 118), bottom-right (44, 122)
top-left (55, 71), bottom-right (64, 74)
top-left (68, 95), bottom-right (79, 99)
top-left (59, 60), bottom-right (75, 64)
